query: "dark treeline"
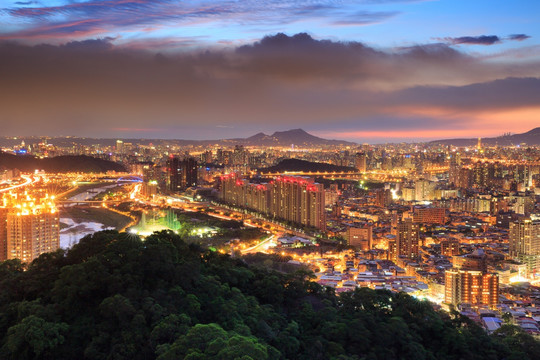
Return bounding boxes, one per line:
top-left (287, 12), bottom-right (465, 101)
top-left (0, 230), bottom-right (539, 359)
top-left (259, 158), bottom-right (357, 174)
top-left (0, 152), bottom-right (126, 173)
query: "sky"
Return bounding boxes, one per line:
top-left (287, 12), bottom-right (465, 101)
top-left (0, 0), bottom-right (539, 143)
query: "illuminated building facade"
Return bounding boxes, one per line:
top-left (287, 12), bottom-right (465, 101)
top-left (355, 152), bottom-right (367, 172)
top-left (412, 207), bottom-right (446, 224)
top-left (0, 193), bottom-right (59, 262)
top-left (440, 238), bottom-right (460, 257)
top-left (0, 207), bottom-right (7, 261)
top-left (220, 174), bottom-right (326, 230)
top-left (509, 219), bottom-right (540, 275)
top-left (415, 179), bottom-right (434, 201)
top-left (396, 217), bottom-right (419, 259)
top-left (374, 189), bottom-right (392, 208)
top-left (445, 270), bottom-right (499, 308)
top-left (445, 249), bottom-right (499, 308)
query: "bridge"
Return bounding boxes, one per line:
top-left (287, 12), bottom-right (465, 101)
top-left (116, 176), bottom-right (143, 183)
top-left (56, 200), bottom-right (126, 207)
top-left (253, 170), bottom-right (406, 182)
top-left (254, 166), bottom-right (448, 179)
top-left (465, 157), bottom-right (540, 166)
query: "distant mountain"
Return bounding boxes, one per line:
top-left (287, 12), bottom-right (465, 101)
top-left (225, 128), bottom-right (355, 147)
top-left (260, 158), bottom-right (357, 173)
top-left (0, 152), bottom-right (126, 173)
top-left (431, 127), bottom-right (540, 146)
top-left (0, 129), bottom-right (355, 148)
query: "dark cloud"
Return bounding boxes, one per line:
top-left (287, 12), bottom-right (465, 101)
top-left (508, 34), bottom-right (531, 41)
top-left (234, 33), bottom-right (496, 86)
top-left (435, 34), bottom-right (532, 46)
top-left (62, 37), bottom-right (115, 51)
top-left (390, 77), bottom-right (540, 110)
top-left (441, 35), bottom-right (501, 45)
top-left (331, 10), bottom-right (399, 26)
top-left (0, 33), bottom-right (538, 139)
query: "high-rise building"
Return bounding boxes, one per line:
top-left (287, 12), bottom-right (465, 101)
top-left (511, 195), bottom-right (534, 216)
top-left (415, 179), bottom-right (434, 201)
top-left (401, 187), bottom-right (415, 202)
top-left (220, 175), bottom-right (326, 230)
top-left (270, 176), bottom-right (326, 230)
top-left (167, 156), bottom-right (198, 193)
top-left (448, 153), bottom-right (461, 187)
top-left (396, 217), bottom-right (419, 259)
top-left (1, 193), bottom-right (59, 263)
top-left (355, 152), bottom-right (367, 172)
top-left (456, 168), bottom-right (473, 189)
top-left (509, 219), bottom-right (540, 275)
top-left (445, 270), bottom-right (498, 308)
top-left (374, 189), bottom-right (392, 207)
top-left (116, 140), bottom-right (124, 154)
top-left (445, 248), bottom-right (498, 308)
top-left (0, 207), bottom-right (7, 261)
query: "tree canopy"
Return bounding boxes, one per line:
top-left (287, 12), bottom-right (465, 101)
top-left (0, 230), bottom-right (538, 359)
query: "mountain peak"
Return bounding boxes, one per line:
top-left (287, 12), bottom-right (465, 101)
top-left (271, 128), bottom-right (310, 137)
top-left (225, 128), bottom-right (354, 146)
top-left (246, 132), bottom-right (269, 140)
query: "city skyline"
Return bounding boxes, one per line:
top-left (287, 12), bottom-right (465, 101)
top-left (3, 2), bottom-right (540, 354)
top-left (1, 0), bottom-right (539, 142)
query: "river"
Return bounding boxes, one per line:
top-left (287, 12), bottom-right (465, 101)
top-left (59, 184), bottom-right (120, 249)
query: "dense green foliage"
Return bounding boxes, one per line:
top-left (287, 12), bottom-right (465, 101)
top-left (0, 230), bottom-right (539, 360)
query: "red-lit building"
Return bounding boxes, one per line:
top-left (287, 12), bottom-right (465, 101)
top-left (220, 174), bottom-right (326, 230)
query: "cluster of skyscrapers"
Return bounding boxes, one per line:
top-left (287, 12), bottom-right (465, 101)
top-left (220, 174), bottom-right (326, 230)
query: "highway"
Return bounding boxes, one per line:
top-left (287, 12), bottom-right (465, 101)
top-left (0, 175), bottom-right (37, 193)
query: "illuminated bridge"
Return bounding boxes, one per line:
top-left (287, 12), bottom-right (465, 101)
top-left (56, 200), bottom-right (125, 206)
top-left (255, 165), bottom-right (448, 179)
top-left (253, 170), bottom-right (406, 182)
top-left (116, 176), bottom-right (143, 183)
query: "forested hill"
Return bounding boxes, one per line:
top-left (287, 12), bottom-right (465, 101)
top-left (0, 230), bottom-right (539, 359)
top-left (260, 158), bottom-right (357, 173)
top-left (0, 152), bottom-right (126, 173)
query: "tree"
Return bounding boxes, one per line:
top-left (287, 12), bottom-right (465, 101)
top-left (2, 315), bottom-right (68, 359)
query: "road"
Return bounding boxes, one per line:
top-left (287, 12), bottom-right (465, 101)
top-left (241, 234), bottom-right (276, 254)
top-left (0, 175), bottom-right (37, 193)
